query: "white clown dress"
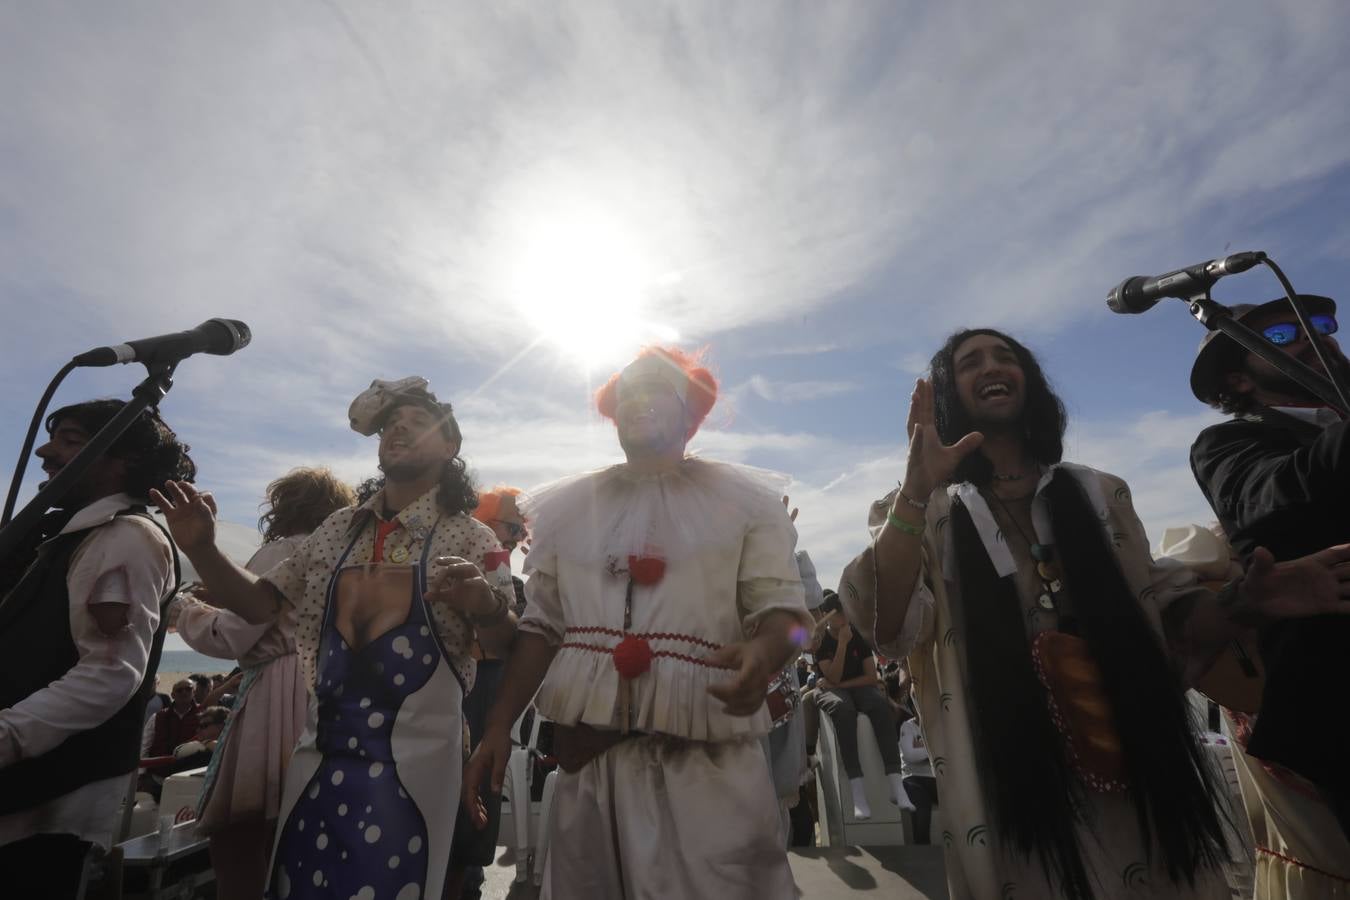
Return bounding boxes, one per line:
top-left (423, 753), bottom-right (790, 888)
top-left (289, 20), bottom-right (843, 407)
top-left (518, 458), bottom-right (812, 900)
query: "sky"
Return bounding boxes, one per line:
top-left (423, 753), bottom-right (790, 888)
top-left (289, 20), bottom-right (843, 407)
top-left (3, 0), bottom-right (1350, 602)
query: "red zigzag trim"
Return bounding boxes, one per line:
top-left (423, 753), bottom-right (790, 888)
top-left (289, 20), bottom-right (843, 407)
top-left (564, 626), bottom-right (721, 652)
top-left (559, 641), bottom-right (732, 670)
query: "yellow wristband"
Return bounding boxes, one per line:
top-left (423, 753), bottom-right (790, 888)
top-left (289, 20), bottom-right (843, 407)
top-left (886, 510), bottom-right (924, 536)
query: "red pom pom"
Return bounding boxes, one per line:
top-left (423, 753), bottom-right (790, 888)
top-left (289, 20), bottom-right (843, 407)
top-left (612, 635), bottom-right (653, 679)
top-left (627, 555), bottom-right (666, 586)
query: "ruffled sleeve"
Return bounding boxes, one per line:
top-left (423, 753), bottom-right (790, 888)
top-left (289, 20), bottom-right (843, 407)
top-left (518, 549), bottom-right (565, 646)
top-left (736, 504), bottom-right (811, 635)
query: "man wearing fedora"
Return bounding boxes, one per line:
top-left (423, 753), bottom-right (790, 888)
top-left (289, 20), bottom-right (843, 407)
top-left (1189, 294), bottom-right (1350, 893)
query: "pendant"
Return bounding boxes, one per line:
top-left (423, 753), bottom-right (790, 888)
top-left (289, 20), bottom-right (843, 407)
top-left (1038, 593), bottom-right (1056, 610)
top-left (388, 545), bottom-right (410, 564)
top-left (1030, 543), bottom-right (1053, 562)
top-left (1036, 561), bottom-right (1055, 581)
top-left (1048, 579), bottom-right (1062, 593)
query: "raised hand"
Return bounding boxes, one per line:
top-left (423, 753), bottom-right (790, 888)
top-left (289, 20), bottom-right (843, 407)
top-left (1235, 543), bottom-right (1350, 624)
top-left (781, 495), bottom-right (799, 523)
top-left (902, 378), bottom-right (985, 498)
top-left (149, 480), bottom-right (218, 554)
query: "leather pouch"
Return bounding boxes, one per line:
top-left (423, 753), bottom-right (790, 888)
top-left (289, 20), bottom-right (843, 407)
top-left (1031, 630), bottom-right (1128, 791)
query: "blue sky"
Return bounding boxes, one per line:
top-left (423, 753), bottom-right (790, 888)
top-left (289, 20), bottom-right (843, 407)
top-left (3, 0), bottom-right (1350, 595)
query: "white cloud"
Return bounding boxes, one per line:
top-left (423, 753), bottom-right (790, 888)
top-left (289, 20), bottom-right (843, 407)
top-left (733, 375), bottom-right (859, 404)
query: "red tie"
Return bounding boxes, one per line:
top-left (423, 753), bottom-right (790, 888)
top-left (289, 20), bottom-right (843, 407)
top-left (371, 519), bottom-right (401, 563)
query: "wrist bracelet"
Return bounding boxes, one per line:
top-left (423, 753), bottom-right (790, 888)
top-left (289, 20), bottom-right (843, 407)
top-left (897, 489), bottom-right (928, 510)
top-left (886, 510), bottom-right (924, 537)
top-left (472, 589), bottom-right (511, 627)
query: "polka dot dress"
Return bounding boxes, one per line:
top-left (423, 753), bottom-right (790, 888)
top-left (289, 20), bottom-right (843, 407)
top-left (260, 487), bottom-right (503, 698)
top-left (267, 580), bottom-right (441, 900)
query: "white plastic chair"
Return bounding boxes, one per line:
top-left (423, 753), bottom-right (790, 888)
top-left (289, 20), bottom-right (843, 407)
top-left (532, 767), bottom-right (558, 886)
top-left (499, 709), bottom-right (537, 882)
top-left (814, 710), bottom-right (906, 847)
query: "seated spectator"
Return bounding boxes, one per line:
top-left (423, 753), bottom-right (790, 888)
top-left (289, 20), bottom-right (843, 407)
top-left (167, 705), bottom-right (229, 773)
top-left (812, 593), bottom-right (912, 820)
top-left (189, 673), bottom-right (211, 706)
top-left (148, 679), bottom-right (202, 758)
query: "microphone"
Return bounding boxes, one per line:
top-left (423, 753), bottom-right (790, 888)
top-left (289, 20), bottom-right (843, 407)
top-left (1107, 251), bottom-right (1267, 314)
top-left (71, 319), bottom-right (252, 367)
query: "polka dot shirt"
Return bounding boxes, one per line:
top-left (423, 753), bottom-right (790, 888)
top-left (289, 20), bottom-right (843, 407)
top-left (260, 484), bottom-right (502, 694)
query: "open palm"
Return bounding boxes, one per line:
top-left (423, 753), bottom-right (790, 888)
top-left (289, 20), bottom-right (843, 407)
top-left (903, 378), bottom-right (984, 497)
top-left (1241, 544), bottom-right (1350, 622)
top-left (149, 480), bottom-right (218, 553)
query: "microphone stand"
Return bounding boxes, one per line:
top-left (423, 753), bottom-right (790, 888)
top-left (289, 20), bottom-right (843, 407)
top-left (0, 362), bottom-right (177, 563)
top-left (1187, 296), bottom-right (1350, 414)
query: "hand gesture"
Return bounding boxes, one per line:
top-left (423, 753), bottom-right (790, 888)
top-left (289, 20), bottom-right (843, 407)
top-left (426, 556), bottom-right (496, 617)
top-left (1236, 544), bottom-right (1350, 624)
top-left (781, 495), bottom-right (799, 524)
top-left (149, 480), bottom-right (219, 554)
top-left (705, 639), bottom-right (776, 716)
top-left (461, 726), bottom-right (511, 830)
top-left (902, 378), bottom-right (985, 499)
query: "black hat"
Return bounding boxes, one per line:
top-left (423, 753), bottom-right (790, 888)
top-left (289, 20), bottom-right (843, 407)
top-left (1189, 295), bottom-right (1336, 405)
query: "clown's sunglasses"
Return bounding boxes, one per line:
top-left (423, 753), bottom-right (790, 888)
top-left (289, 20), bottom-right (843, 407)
top-left (492, 519), bottom-right (528, 540)
top-left (1262, 314), bottom-right (1338, 346)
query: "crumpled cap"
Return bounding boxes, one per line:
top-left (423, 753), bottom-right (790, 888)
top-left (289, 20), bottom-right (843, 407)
top-left (348, 376), bottom-right (441, 436)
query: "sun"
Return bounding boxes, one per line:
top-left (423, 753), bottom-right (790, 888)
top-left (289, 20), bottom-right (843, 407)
top-left (505, 209), bottom-right (679, 367)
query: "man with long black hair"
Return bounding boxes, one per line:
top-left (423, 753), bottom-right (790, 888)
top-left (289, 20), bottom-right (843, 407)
top-left (839, 329), bottom-right (1350, 900)
top-left (0, 400), bottom-right (191, 900)
top-left (154, 377), bottom-right (516, 900)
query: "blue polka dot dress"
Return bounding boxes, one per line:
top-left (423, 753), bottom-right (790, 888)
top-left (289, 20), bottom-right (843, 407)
top-left (267, 529), bottom-right (461, 900)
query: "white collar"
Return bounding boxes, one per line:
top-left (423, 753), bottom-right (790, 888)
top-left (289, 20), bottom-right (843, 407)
top-left (58, 492), bottom-right (145, 536)
top-left (946, 463), bottom-right (1108, 578)
top-left (1272, 405), bottom-right (1341, 428)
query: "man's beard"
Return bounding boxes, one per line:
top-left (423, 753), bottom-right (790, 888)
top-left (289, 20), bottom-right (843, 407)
top-left (1246, 350), bottom-right (1350, 403)
top-left (380, 458), bottom-right (444, 482)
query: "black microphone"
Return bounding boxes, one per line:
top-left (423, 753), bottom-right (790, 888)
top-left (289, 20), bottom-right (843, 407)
top-left (1107, 251), bottom-right (1267, 314)
top-left (71, 319), bottom-right (252, 367)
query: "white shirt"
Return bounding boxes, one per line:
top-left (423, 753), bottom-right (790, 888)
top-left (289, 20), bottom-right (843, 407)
top-left (898, 717), bottom-right (933, 779)
top-left (0, 493), bottom-right (174, 848)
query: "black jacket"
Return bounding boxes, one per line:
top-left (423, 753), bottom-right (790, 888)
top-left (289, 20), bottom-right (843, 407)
top-left (1190, 407), bottom-right (1350, 820)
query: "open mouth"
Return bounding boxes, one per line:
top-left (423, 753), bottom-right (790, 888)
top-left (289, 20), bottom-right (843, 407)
top-left (977, 381), bottom-right (1012, 400)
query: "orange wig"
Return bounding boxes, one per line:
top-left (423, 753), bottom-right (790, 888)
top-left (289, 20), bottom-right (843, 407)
top-left (473, 486), bottom-right (524, 525)
top-left (595, 346), bottom-right (719, 440)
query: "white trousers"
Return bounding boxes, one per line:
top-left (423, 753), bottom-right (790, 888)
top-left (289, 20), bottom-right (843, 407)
top-left (542, 734), bottom-right (798, 900)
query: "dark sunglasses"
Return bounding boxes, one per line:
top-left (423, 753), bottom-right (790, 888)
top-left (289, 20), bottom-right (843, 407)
top-left (1262, 314), bottom-right (1338, 346)
top-left (492, 519), bottom-right (527, 540)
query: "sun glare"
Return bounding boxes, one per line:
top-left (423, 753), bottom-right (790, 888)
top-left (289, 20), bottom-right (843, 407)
top-left (506, 210), bottom-right (679, 368)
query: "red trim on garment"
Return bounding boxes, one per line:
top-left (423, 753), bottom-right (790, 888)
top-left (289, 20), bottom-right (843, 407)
top-left (370, 519), bottom-right (401, 563)
top-left (1256, 846), bottom-right (1350, 884)
top-left (558, 641), bottom-right (732, 670)
top-left (564, 626), bottom-right (720, 651)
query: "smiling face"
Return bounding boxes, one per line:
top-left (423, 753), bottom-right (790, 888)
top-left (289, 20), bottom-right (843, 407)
top-left (952, 333), bottom-right (1027, 430)
top-left (615, 375), bottom-right (688, 460)
top-left (34, 417), bottom-right (127, 508)
top-left (377, 403), bottom-right (459, 482)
